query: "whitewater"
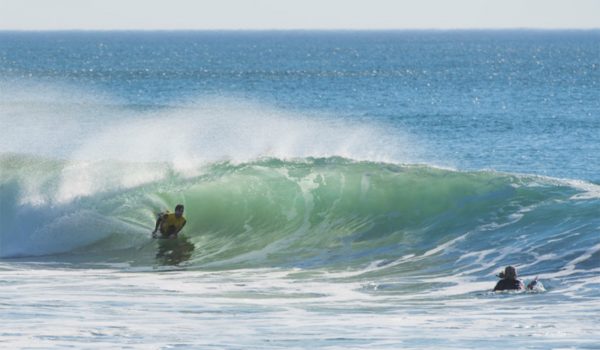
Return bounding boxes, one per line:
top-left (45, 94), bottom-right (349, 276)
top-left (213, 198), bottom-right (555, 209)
top-left (1, 31), bottom-right (599, 349)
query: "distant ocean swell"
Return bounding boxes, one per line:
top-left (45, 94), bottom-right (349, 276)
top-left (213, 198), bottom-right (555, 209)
top-left (1, 155), bottom-right (598, 283)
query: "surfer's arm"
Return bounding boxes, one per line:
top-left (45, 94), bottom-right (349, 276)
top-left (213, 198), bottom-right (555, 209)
top-left (152, 214), bottom-right (164, 234)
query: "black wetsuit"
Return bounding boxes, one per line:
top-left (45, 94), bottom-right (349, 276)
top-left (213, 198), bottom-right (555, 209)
top-left (494, 278), bottom-right (523, 291)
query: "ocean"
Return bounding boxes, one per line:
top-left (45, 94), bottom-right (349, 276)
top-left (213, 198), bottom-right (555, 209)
top-left (0, 30), bottom-right (599, 349)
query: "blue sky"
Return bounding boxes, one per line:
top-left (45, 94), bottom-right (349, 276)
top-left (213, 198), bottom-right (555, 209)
top-left (1, 0), bottom-right (599, 30)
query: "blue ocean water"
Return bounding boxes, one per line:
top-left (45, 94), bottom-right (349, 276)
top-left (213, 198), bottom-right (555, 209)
top-left (1, 31), bottom-right (599, 349)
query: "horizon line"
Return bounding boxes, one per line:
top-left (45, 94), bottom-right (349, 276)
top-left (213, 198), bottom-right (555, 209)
top-left (1, 27), bottom-right (600, 32)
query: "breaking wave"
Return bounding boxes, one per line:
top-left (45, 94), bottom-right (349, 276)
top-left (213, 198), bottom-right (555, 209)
top-left (1, 155), bottom-right (598, 287)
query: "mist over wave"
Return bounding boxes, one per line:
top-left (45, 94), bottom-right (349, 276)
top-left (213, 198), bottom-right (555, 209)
top-left (1, 82), bottom-right (419, 165)
top-left (1, 82), bottom-right (421, 200)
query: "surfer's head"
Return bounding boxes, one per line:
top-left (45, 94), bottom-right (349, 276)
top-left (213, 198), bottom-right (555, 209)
top-left (498, 265), bottom-right (518, 280)
top-left (175, 204), bottom-right (184, 217)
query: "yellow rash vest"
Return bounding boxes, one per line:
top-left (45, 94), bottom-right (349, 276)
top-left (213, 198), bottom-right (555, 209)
top-left (159, 213), bottom-right (186, 235)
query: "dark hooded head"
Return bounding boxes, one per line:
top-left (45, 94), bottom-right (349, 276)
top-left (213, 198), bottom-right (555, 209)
top-left (500, 266), bottom-right (517, 280)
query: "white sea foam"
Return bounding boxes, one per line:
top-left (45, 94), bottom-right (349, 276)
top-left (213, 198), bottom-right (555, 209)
top-left (1, 264), bottom-right (598, 349)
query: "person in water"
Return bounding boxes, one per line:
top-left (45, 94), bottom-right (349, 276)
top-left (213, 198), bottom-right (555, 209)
top-left (152, 204), bottom-right (186, 239)
top-left (493, 265), bottom-right (540, 291)
top-left (493, 265), bottom-right (525, 291)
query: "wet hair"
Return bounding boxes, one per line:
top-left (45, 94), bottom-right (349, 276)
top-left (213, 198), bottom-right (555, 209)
top-left (175, 204), bottom-right (184, 211)
top-left (498, 265), bottom-right (517, 279)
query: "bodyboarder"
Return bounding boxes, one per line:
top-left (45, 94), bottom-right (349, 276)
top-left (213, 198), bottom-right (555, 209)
top-left (152, 204), bottom-right (186, 239)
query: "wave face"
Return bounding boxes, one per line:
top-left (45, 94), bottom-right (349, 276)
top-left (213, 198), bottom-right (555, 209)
top-left (2, 155), bottom-right (598, 282)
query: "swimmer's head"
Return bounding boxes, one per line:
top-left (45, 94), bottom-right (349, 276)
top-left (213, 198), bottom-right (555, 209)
top-left (498, 265), bottom-right (518, 279)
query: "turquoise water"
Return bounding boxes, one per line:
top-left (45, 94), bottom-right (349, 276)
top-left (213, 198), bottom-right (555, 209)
top-left (1, 31), bottom-right (599, 349)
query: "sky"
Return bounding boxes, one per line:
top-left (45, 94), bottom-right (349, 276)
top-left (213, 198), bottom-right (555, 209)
top-left (0, 0), bottom-right (599, 30)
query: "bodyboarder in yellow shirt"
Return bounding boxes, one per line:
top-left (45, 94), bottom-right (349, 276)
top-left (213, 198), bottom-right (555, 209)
top-left (152, 204), bottom-right (186, 239)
